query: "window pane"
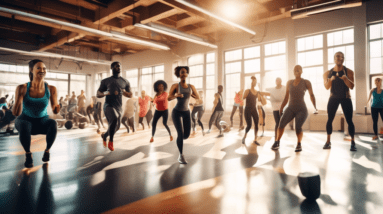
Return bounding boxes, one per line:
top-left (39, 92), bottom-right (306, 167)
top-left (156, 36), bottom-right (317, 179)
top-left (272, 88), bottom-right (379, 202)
top-left (265, 55), bottom-right (285, 71)
top-left (314, 35), bottom-right (323, 49)
top-left (190, 65), bottom-right (203, 77)
top-left (142, 67), bottom-right (151, 74)
top-left (305, 36), bottom-right (314, 50)
top-left (334, 31), bottom-right (343, 46)
top-left (370, 24), bottom-right (381, 40)
top-left (206, 53), bottom-right (215, 63)
top-left (225, 73), bottom-right (240, 109)
top-left (265, 41), bottom-right (286, 56)
top-left (130, 77), bottom-right (138, 88)
top-left (70, 80), bottom-right (86, 97)
top-left (205, 89), bottom-right (215, 109)
top-left (272, 42), bottom-right (279, 55)
top-left (16, 65), bottom-right (24, 73)
top-left (225, 62), bottom-right (241, 74)
top-left (301, 66), bottom-right (329, 110)
top-left (206, 63), bottom-right (215, 75)
top-left (244, 46), bottom-right (260, 59)
top-left (297, 38), bottom-right (305, 51)
top-left (225, 49), bottom-right (242, 62)
top-left (279, 41), bottom-right (286, 54)
top-left (244, 59), bottom-right (260, 73)
top-left (370, 41), bottom-right (382, 58)
top-left (57, 73), bottom-right (68, 79)
top-left (264, 70), bottom-right (286, 90)
top-left (154, 65), bottom-right (164, 73)
top-left (370, 58), bottom-right (382, 74)
top-left (343, 29), bottom-right (354, 44)
top-left (71, 74), bottom-right (86, 81)
top-left (206, 75), bottom-right (215, 89)
top-left (141, 74), bottom-right (153, 96)
top-left (154, 73), bottom-right (164, 82)
top-left (0, 64), bottom-right (9, 71)
top-left (9, 65), bottom-right (16, 72)
top-left (188, 54), bottom-right (204, 65)
top-left (190, 77), bottom-right (203, 89)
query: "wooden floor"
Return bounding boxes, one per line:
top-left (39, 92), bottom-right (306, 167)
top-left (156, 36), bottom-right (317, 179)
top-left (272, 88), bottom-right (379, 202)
top-left (1, 123), bottom-right (383, 214)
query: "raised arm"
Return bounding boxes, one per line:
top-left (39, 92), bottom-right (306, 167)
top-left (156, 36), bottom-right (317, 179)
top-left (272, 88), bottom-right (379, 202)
top-left (341, 69), bottom-right (355, 90)
top-left (49, 85), bottom-right (60, 114)
top-left (12, 84), bottom-right (27, 116)
top-left (305, 80), bottom-right (317, 111)
top-left (279, 81), bottom-right (291, 115)
top-left (367, 88), bottom-right (374, 106)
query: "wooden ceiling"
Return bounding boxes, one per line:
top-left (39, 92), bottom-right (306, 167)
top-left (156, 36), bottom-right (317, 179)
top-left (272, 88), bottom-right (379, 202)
top-left (0, 0), bottom-right (342, 55)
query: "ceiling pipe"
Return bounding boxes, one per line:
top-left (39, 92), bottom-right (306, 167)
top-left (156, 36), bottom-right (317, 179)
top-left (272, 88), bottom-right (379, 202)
top-left (291, 0), bottom-right (362, 19)
top-left (0, 6), bottom-right (170, 51)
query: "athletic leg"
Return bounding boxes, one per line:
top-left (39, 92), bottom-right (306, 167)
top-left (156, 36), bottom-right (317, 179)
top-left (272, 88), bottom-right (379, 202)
top-left (208, 110), bottom-right (217, 130)
top-left (128, 116), bottom-right (135, 132)
top-left (146, 110), bottom-right (153, 128)
top-left (121, 116), bottom-right (130, 133)
top-left (244, 108), bottom-right (252, 134)
top-left (151, 110), bottom-right (162, 137)
top-left (215, 111), bottom-right (224, 133)
top-left (162, 110), bottom-right (172, 136)
top-left (191, 107), bottom-right (198, 131)
top-left (15, 115), bottom-right (32, 153)
top-left (294, 109), bottom-right (308, 142)
top-left (273, 111), bottom-right (281, 139)
top-left (172, 109), bottom-right (184, 154)
top-left (371, 107), bottom-right (379, 136)
top-left (326, 98), bottom-right (340, 144)
top-left (340, 98), bottom-right (355, 139)
top-left (182, 110), bottom-right (191, 140)
top-left (104, 106), bottom-right (119, 144)
top-left (230, 106), bottom-right (237, 127)
top-left (139, 117), bottom-right (145, 129)
top-left (239, 106), bottom-right (244, 128)
top-left (197, 108), bottom-right (205, 131)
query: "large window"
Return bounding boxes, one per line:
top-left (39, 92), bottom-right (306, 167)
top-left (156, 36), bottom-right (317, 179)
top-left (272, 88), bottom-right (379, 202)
top-left (224, 41), bottom-right (286, 110)
top-left (369, 23), bottom-right (383, 89)
top-left (140, 65), bottom-right (164, 97)
top-left (125, 69), bottom-right (138, 96)
top-left (70, 74), bottom-right (87, 98)
top-left (297, 28), bottom-right (355, 110)
top-left (206, 53), bottom-right (216, 109)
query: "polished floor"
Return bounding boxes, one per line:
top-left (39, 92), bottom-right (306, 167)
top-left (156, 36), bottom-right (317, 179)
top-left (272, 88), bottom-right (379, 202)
top-left (1, 123), bottom-right (383, 214)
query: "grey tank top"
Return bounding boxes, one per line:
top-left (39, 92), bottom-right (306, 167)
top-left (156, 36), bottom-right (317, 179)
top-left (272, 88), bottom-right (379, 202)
top-left (174, 83), bottom-right (191, 111)
top-left (289, 79), bottom-right (307, 107)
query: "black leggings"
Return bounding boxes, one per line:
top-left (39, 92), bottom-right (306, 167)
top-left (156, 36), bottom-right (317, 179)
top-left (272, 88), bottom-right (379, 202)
top-left (172, 109), bottom-right (191, 154)
top-left (191, 106), bottom-right (204, 131)
top-left (122, 116), bottom-right (135, 133)
top-left (273, 110), bottom-right (281, 138)
top-left (244, 107), bottom-right (259, 135)
top-left (15, 114), bottom-right (57, 153)
top-left (103, 106), bottom-right (121, 142)
top-left (152, 109), bottom-right (172, 137)
top-left (139, 110), bottom-right (153, 127)
top-left (371, 107), bottom-right (383, 135)
top-left (230, 105), bottom-right (243, 127)
top-left (93, 110), bottom-right (104, 129)
top-left (326, 97), bottom-right (355, 138)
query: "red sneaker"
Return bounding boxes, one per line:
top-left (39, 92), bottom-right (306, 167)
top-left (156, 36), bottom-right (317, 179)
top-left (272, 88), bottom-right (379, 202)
top-left (108, 141), bottom-right (114, 151)
top-left (150, 137), bottom-right (154, 143)
top-left (170, 136), bottom-right (173, 141)
top-left (103, 140), bottom-right (107, 148)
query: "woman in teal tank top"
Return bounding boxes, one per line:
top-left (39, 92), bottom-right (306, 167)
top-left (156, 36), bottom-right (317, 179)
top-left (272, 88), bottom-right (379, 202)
top-left (13, 59), bottom-right (61, 168)
top-left (367, 78), bottom-right (383, 140)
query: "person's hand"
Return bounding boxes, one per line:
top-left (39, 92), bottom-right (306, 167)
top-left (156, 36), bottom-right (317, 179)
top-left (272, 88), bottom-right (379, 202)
top-left (175, 93), bottom-right (184, 98)
top-left (330, 76), bottom-right (336, 81)
top-left (341, 75), bottom-right (348, 81)
top-left (104, 91), bottom-right (110, 96)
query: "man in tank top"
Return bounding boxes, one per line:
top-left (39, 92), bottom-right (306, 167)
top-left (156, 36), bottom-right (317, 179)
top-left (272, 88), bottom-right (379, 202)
top-left (207, 85), bottom-right (225, 136)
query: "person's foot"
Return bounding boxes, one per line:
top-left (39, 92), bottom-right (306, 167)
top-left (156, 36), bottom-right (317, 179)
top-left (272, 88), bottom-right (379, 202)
top-left (206, 129), bottom-right (211, 134)
top-left (323, 142), bottom-right (331, 150)
top-left (42, 151), bottom-right (50, 162)
top-left (101, 133), bottom-right (107, 148)
top-left (24, 153), bottom-right (33, 168)
top-left (108, 141), bottom-right (114, 151)
top-left (150, 137), bottom-right (154, 143)
top-left (261, 131), bottom-right (264, 137)
top-left (242, 137), bottom-right (246, 144)
top-left (239, 126), bottom-right (244, 131)
top-left (97, 129), bottom-right (101, 134)
top-left (350, 141), bottom-right (357, 152)
top-left (295, 143), bottom-right (302, 152)
top-left (253, 140), bottom-right (260, 146)
top-left (202, 130), bottom-right (205, 136)
top-left (178, 154), bottom-right (187, 164)
top-left (271, 141), bottom-right (280, 150)
top-left (230, 123), bottom-right (233, 128)
top-left (170, 136), bottom-right (173, 141)
top-left (373, 136), bottom-right (378, 140)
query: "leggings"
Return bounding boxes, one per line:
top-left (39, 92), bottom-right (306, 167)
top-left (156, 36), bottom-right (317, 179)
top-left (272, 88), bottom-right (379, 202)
top-left (172, 109), bottom-right (191, 154)
top-left (371, 107), bottom-right (383, 135)
top-left (139, 110), bottom-right (153, 127)
top-left (15, 114), bottom-right (57, 153)
top-left (244, 107), bottom-right (259, 135)
top-left (258, 105), bottom-right (266, 126)
top-left (326, 97), bottom-right (355, 138)
top-left (191, 106), bottom-right (204, 131)
top-left (279, 106), bottom-right (308, 134)
top-left (121, 116), bottom-right (135, 133)
top-left (86, 108), bottom-right (93, 124)
top-left (230, 105), bottom-right (243, 127)
top-left (273, 111), bottom-right (281, 137)
top-left (103, 106), bottom-right (121, 142)
top-left (152, 109), bottom-right (172, 137)
top-left (93, 110), bottom-right (104, 129)
top-left (209, 110), bottom-right (224, 130)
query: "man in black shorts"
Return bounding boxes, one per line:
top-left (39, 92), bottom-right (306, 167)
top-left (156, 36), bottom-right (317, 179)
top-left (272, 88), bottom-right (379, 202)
top-left (97, 62), bottom-right (132, 151)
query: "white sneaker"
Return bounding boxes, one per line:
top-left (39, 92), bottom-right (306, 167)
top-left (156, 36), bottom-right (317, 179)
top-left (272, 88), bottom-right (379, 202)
top-left (207, 129), bottom-right (211, 134)
top-left (178, 154), bottom-right (187, 164)
top-left (202, 130), bottom-right (205, 136)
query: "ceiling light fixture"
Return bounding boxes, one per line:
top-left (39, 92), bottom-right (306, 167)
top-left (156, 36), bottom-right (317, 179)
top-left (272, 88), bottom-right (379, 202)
top-left (135, 23), bottom-right (218, 48)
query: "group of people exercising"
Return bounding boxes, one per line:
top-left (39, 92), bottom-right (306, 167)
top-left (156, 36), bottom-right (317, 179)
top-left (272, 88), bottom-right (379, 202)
top-left (9, 51), bottom-right (381, 168)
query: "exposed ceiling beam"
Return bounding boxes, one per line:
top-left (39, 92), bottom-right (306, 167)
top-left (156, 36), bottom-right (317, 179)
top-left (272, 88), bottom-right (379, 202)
top-left (59, 0), bottom-right (98, 11)
top-left (39, 32), bottom-right (85, 51)
top-left (0, 16), bottom-right (52, 35)
top-left (176, 16), bottom-right (204, 28)
top-left (252, 11), bottom-right (291, 26)
top-left (0, 28), bottom-right (40, 45)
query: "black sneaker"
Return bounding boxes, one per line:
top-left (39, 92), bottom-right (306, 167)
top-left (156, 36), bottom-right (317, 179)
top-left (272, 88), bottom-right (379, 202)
top-left (253, 141), bottom-right (260, 146)
top-left (42, 151), bottom-right (50, 162)
top-left (295, 143), bottom-right (302, 152)
top-left (271, 141), bottom-right (280, 150)
top-left (25, 153), bottom-right (33, 168)
top-left (323, 142), bottom-right (331, 149)
top-left (350, 141), bottom-right (357, 152)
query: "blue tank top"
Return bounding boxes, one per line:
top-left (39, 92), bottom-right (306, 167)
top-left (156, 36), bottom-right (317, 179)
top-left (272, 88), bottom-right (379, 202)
top-left (372, 88), bottom-right (383, 108)
top-left (22, 82), bottom-right (50, 118)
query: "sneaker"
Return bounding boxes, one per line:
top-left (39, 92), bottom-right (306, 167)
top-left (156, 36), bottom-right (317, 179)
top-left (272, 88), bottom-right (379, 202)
top-left (24, 153), bottom-right (33, 168)
top-left (239, 126), bottom-right (244, 131)
top-left (206, 129), bottom-right (211, 134)
top-left (178, 154), bottom-right (187, 164)
top-left (150, 137), bottom-right (154, 143)
top-left (271, 141), bottom-right (280, 150)
top-left (202, 130), bottom-right (205, 136)
top-left (253, 141), bottom-right (260, 146)
top-left (42, 151), bottom-right (50, 162)
top-left (350, 141), bottom-right (357, 152)
top-left (108, 141), bottom-right (114, 151)
top-left (295, 143), bottom-right (302, 152)
top-left (323, 142), bottom-right (331, 150)
top-left (242, 137), bottom-right (246, 144)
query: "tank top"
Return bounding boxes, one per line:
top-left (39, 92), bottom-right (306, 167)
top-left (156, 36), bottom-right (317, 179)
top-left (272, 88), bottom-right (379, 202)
top-left (22, 82), bottom-right (50, 118)
top-left (372, 88), bottom-right (383, 108)
top-left (245, 90), bottom-right (258, 110)
top-left (328, 66), bottom-right (350, 99)
top-left (154, 92), bottom-right (168, 111)
top-left (174, 83), bottom-right (191, 111)
top-left (215, 93), bottom-right (224, 111)
top-left (289, 79), bottom-right (307, 108)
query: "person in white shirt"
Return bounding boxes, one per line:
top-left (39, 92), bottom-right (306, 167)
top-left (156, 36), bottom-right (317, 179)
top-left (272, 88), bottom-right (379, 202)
top-left (122, 96), bottom-right (138, 133)
top-left (266, 78), bottom-right (286, 139)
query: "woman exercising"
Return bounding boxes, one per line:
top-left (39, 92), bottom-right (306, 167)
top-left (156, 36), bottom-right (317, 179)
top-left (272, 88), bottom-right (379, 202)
top-left (13, 59), bottom-right (60, 168)
top-left (150, 80), bottom-right (172, 143)
top-left (122, 96), bottom-right (137, 133)
top-left (190, 90), bottom-right (205, 136)
top-left (230, 90), bottom-right (244, 130)
top-left (138, 90), bottom-right (152, 130)
top-left (271, 65), bottom-right (317, 152)
top-left (91, 96), bottom-right (105, 134)
top-left (168, 66), bottom-right (199, 164)
top-left (367, 78), bottom-right (383, 140)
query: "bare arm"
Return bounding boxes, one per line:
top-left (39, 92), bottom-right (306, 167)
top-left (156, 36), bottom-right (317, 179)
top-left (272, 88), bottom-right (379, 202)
top-left (190, 85), bottom-right (200, 101)
top-left (367, 88), bottom-right (374, 106)
top-left (279, 81), bottom-right (291, 114)
top-left (49, 85), bottom-right (60, 114)
top-left (212, 93), bottom-right (219, 111)
top-left (242, 89), bottom-right (250, 100)
top-left (12, 84), bottom-right (27, 116)
top-left (97, 90), bottom-right (109, 98)
top-left (305, 80), bottom-right (317, 110)
top-left (122, 90), bottom-right (132, 98)
top-left (258, 92), bottom-right (267, 105)
top-left (342, 69), bottom-right (355, 89)
top-left (168, 84), bottom-right (178, 101)
top-left (323, 71), bottom-right (333, 90)
top-left (259, 91), bottom-right (270, 97)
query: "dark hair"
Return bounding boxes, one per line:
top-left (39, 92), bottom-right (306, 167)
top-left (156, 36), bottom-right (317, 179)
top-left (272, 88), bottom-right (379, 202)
top-left (154, 80), bottom-right (168, 93)
top-left (28, 59), bottom-right (43, 81)
top-left (218, 85), bottom-right (223, 89)
top-left (111, 61), bottom-right (120, 69)
top-left (334, 51), bottom-right (344, 58)
top-left (174, 66), bottom-right (189, 78)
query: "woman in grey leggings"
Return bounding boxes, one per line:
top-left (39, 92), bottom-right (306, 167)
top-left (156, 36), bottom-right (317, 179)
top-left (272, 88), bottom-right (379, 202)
top-left (271, 65), bottom-right (317, 152)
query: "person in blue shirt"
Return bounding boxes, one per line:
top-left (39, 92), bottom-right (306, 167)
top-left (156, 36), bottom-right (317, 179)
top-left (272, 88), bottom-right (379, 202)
top-left (367, 78), bottom-right (383, 140)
